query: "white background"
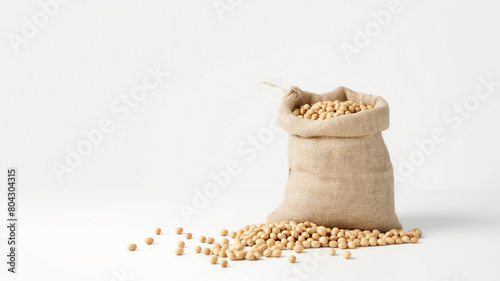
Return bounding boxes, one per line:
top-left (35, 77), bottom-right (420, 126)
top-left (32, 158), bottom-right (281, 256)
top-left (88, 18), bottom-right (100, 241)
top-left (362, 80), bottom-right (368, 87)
top-left (1, 0), bottom-right (500, 280)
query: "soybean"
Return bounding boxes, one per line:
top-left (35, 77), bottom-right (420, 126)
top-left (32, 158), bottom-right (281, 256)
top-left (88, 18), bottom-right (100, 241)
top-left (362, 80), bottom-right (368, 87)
top-left (293, 245), bottom-right (304, 253)
top-left (194, 245), bottom-right (202, 253)
top-left (236, 251), bottom-right (246, 260)
top-left (343, 251), bottom-right (351, 259)
top-left (127, 243), bottom-right (137, 251)
top-left (245, 251), bottom-right (254, 261)
top-left (209, 256), bottom-right (218, 264)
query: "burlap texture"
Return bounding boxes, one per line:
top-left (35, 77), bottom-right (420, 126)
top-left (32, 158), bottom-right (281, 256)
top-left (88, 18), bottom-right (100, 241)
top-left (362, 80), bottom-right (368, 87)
top-left (267, 86), bottom-right (402, 231)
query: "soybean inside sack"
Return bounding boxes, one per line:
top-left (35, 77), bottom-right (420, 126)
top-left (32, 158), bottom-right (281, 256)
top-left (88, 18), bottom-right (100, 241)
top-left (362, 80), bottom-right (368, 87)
top-left (267, 86), bottom-right (402, 231)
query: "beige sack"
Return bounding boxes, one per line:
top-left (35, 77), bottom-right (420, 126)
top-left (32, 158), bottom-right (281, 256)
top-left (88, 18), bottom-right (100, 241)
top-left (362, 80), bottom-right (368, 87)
top-left (267, 85), bottom-right (402, 231)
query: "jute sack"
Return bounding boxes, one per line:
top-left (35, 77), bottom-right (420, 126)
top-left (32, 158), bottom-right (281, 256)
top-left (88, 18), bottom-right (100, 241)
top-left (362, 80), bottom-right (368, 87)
top-left (267, 85), bottom-right (402, 231)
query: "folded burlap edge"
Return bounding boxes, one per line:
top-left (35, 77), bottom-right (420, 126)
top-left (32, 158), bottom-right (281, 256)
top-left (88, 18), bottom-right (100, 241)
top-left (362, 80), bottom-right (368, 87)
top-left (279, 86), bottom-right (390, 138)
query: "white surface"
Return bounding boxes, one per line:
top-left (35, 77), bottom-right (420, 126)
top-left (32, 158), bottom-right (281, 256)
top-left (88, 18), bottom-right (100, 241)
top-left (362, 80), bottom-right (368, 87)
top-left (8, 189), bottom-right (500, 281)
top-left (1, 0), bottom-right (500, 280)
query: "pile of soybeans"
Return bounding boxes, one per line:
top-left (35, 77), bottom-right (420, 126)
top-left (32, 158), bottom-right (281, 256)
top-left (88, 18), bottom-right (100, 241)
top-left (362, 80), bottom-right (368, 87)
top-left (127, 221), bottom-right (422, 268)
top-left (293, 100), bottom-right (373, 120)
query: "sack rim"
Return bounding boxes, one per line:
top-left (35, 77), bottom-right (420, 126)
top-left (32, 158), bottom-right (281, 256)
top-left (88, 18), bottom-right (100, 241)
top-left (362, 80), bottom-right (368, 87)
top-left (278, 86), bottom-right (390, 138)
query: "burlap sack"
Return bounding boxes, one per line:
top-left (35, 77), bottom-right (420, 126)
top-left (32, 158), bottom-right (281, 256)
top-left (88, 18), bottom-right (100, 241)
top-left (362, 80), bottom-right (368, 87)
top-left (267, 86), bottom-right (402, 231)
